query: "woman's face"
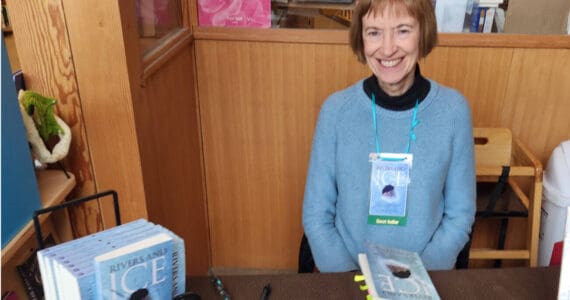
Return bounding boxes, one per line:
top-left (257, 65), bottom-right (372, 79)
top-left (362, 5), bottom-right (420, 96)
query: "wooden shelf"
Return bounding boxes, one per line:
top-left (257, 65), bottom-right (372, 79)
top-left (1, 169), bottom-right (75, 267)
top-left (275, 1), bottom-right (355, 10)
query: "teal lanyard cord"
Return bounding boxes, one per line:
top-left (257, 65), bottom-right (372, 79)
top-left (371, 94), bottom-right (420, 154)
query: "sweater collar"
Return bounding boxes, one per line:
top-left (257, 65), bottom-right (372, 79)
top-left (363, 64), bottom-right (431, 111)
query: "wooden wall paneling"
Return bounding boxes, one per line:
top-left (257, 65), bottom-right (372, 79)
top-left (187, 0), bottom-right (199, 29)
top-left (61, 0), bottom-right (148, 223)
top-left (137, 45), bottom-right (210, 275)
top-left (7, 0), bottom-right (98, 236)
top-left (500, 48), bottom-right (570, 163)
top-left (196, 40), bottom-right (368, 269)
top-left (421, 47), bottom-right (513, 127)
top-left (194, 36), bottom-right (569, 270)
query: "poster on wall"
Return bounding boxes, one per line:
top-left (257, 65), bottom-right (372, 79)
top-left (197, 0), bottom-right (271, 28)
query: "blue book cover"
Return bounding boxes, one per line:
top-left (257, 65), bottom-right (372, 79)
top-left (469, 5), bottom-right (486, 32)
top-left (58, 224), bottom-right (166, 299)
top-left (358, 242), bottom-right (440, 300)
top-left (37, 219), bottom-right (150, 299)
top-left (93, 233), bottom-right (174, 300)
top-left (56, 225), bottom-right (161, 299)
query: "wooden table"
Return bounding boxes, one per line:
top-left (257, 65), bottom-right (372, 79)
top-left (186, 266), bottom-right (560, 299)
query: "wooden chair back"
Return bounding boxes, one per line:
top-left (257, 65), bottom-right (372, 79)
top-left (474, 127), bottom-right (512, 170)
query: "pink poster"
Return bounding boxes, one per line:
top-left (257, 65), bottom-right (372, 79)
top-left (198, 0), bottom-right (271, 28)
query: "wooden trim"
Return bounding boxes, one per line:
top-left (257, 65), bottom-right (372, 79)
top-left (188, 0), bottom-right (198, 29)
top-left (469, 249), bottom-right (530, 260)
top-left (476, 166), bottom-right (536, 176)
top-left (439, 34), bottom-right (570, 49)
top-left (512, 137), bottom-right (544, 181)
top-left (181, 0), bottom-right (191, 29)
top-left (142, 28), bottom-right (193, 81)
top-left (193, 27), bottom-right (350, 44)
top-left (278, 2), bottom-right (355, 10)
top-left (508, 179), bottom-right (530, 209)
top-left (193, 27), bottom-right (570, 49)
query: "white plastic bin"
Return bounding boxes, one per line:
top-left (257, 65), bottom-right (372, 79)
top-left (538, 140), bottom-right (570, 266)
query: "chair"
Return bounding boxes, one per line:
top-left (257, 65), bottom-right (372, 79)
top-left (298, 233), bottom-right (316, 273)
top-left (469, 128), bottom-right (543, 267)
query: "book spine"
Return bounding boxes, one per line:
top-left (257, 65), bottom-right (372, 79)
top-left (156, 225), bottom-right (186, 297)
top-left (477, 7), bottom-right (487, 32)
top-left (15, 265), bottom-right (40, 300)
top-left (469, 4), bottom-right (481, 32)
top-left (483, 7), bottom-right (495, 33)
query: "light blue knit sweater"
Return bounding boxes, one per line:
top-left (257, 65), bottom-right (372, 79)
top-left (302, 79), bottom-right (476, 272)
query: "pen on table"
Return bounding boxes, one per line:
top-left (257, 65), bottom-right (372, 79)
top-left (260, 283), bottom-right (271, 300)
top-left (209, 269), bottom-right (231, 300)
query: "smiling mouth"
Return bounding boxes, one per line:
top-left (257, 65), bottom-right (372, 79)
top-left (380, 58), bottom-right (402, 68)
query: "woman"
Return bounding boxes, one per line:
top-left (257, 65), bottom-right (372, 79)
top-left (302, 0), bottom-right (475, 272)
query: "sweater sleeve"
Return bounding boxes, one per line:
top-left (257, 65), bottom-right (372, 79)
top-left (302, 98), bottom-right (358, 272)
top-left (420, 99), bottom-right (476, 270)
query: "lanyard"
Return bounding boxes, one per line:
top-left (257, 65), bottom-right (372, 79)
top-left (371, 94), bottom-right (420, 154)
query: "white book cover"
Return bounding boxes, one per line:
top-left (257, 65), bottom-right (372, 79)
top-left (37, 219), bottom-right (149, 299)
top-left (358, 243), bottom-right (440, 300)
top-left (558, 207), bottom-right (570, 300)
top-left (94, 233), bottom-right (174, 300)
top-left (483, 7), bottom-right (495, 33)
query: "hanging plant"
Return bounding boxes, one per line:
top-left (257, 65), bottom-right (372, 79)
top-left (18, 90), bottom-right (71, 164)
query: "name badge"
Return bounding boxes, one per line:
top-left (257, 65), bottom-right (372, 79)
top-left (368, 153), bottom-right (413, 226)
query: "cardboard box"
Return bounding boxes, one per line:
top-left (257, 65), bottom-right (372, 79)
top-left (504, 0), bottom-right (570, 34)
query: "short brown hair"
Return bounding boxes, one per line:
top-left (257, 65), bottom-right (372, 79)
top-left (349, 0), bottom-right (438, 63)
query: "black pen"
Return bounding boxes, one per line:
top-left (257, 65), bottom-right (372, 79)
top-left (260, 283), bottom-right (271, 300)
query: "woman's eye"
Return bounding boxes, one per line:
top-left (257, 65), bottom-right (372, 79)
top-left (398, 29), bottom-right (410, 35)
top-left (367, 31), bottom-right (380, 37)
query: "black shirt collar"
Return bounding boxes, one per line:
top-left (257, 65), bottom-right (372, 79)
top-left (363, 65), bottom-right (430, 111)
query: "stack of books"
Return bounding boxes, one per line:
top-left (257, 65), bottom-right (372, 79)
top-left (467, 0), bottom-right (504, 33)
top-left (37, 219), bottom-right (185, 300)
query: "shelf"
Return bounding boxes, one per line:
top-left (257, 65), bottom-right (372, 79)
top-left (274, 1), bottom-right (355, 10)
top-left (1, 169), bottom-right (75, 267)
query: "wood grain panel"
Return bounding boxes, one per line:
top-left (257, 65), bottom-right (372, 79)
top-left (61, 0), bottom-right (148, 222)
top-left (196, 40), bottom-right (368, 269)
top-left (501, 48), bottom-right (570, 163)
top-left (8, 0), bottom-right (98, 236)
top-left (421, 47), bottom-right (513, 127)
top-left (137, 46), bottom-right (210, 275)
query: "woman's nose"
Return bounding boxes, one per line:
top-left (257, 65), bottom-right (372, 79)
top-left (382, 33), bottom-right (397, 57)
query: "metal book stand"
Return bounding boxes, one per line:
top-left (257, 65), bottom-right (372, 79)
top-left (32, 190), bottom-right (121, 250)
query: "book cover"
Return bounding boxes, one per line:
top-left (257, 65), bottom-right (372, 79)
top-left (358, 243), bottom-right (440, 300)
top-left (56, 223), bottom-right (163, 299)
top-left (94, 233), bottom-right (174, 300)
top-left (482, 7), bottom-right (495, 33)
top-left (468, 5), bottom-right (485, 32)
top-left (54, 223), bottom-right (160, 299)
top-left (37, 219), bottom-right (150, 299)
top-left (197, 0), bottom-right (271, 28)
